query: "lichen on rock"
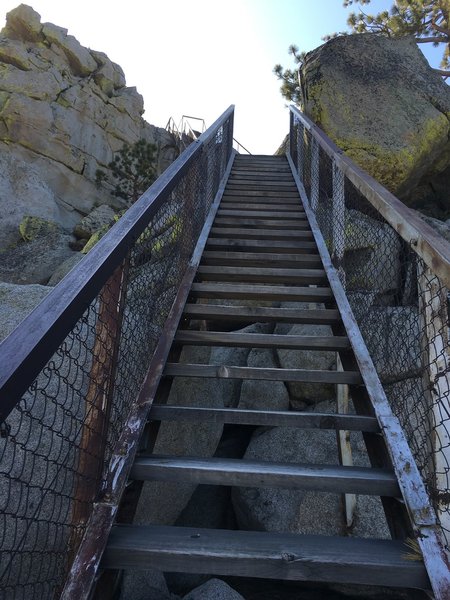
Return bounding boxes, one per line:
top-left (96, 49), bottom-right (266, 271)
top-left (301, 33), bottom-right (450, 216)
top-left (0, 3), bottom-right (180, 254)
top-left (19, 215), bottom-right (61, 241)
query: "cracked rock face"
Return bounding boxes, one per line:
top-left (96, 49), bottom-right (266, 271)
top-left (0, 4), bottom-right (177, 251)
top-left (301, 34), bottom-right (450, 217)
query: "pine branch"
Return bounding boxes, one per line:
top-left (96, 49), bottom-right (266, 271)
top-left (416, 36), bottom-right (449, 43)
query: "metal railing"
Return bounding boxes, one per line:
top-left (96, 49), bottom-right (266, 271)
top-left (232, 137), bottom-right (251, 154)
top-left (0, 106), bottom-right (234, 599)
top-left (288, 105), bottom-right (450, 553)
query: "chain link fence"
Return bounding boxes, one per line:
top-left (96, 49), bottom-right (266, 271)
top-left (289, 108), bottom-right (450, 551)
top-left (0, 108), bottom-right (234, 599)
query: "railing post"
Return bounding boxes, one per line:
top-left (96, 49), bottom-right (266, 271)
top-left (297, 121), bottom-right (304, 183)
top-left (417, 266), bottom-right (450, 546)
top-left (331, 160), bottom-right (346, 286)
top-left (70, 258), bottom-right (129, 556)
top-left (336, 354), bottom-right (356, 528)
top-left (289, 111), bottom-right (297, 166)
top-left (310, 137), bottom-right (319, 212)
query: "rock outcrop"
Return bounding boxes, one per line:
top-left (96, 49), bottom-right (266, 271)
top-left (300, 33), bottom-right (450, 217)
top-left (0, 4), bottom-right (178, 254)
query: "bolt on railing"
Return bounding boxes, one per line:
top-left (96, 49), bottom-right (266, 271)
top-left (0, 106), bottom-right (235, 599)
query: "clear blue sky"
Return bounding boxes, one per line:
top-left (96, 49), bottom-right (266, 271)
top-left (1, 1), bottom-right (444, 153)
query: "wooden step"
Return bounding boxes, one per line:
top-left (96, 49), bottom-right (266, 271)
top-left (182, 304), bottom-right (340, 324)
top-left (148, 405), bottom-right (380, 432)
top-left (163, 363), bottom-right (362, 385)
top-left (130, 456), bottom-right (400, 496)
top-left (213, 218), bottom-right (310, 229)
top-left (231, 164), bottom-right (290, 171)
top-left (226, 183), bottom-right (298, 191)
top-left (223, 190), bottom-right (299, 198)
top-left (205, 239), bottom-right (318, 253)
top-left (220, 203), bottom-right (303, 212)
top-left (174, 331), bottom-right (350, 351)
top-left (196, 266), bottom-right (326, 285)
top-left (201, 251), bottom-right (322, 268)
top-left (190, 282), bottom-right (332, 301)
top-left (221, 196), bottom-right (301, 204)
top-left (229, 173), bottom-right (293, 181)
top-left (102, 526), bottom-right (429, 589)
top-left (209, 228), bottom-right (314, 240)
top-left (217, 210), bottom-right (305, 219)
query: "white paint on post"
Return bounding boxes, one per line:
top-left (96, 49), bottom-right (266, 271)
top-left (311, 137), bottom-right (319, 213)
top-left (418, 266), bottom-right (450, 550)
top-left (336, 353), bottom-right (357, 528)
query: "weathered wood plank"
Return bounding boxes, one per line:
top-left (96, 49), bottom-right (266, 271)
top-left (213, 218), bottom-right (310, 229)
top-left (130, 456), bottom-right (399, 496)
top-left (226, 184), bottom-right (298, 192)
top-left (182, 303), bottom-right (340, 324)
top-left (219, 203), bottom-right (304, 212)
top-left (196, 265), bottom-right (326, 285)
top-left (201, 251), bottom-right (322, 268)
top-left (190, 282), bottom-right (332, 301)
top-left (174, 330), bottom-right (350, 350)
top-left (217, 210), bottom-right (305, 219)
top-left (205, 239), bottom-right (318, 253)
top-left (163, 363), bottom-right (362, 384)
top-left (102, 525), bottom-right (430, 589)
top-left (148, 405), bottom-right (380, 432)
top-left (209, 228), bottom-right (314, 240)
top-left (223, 189), bottom-right (300, 198)
top-left (220, 199), bottom-right (302, 206)
top-left (229, 173), bottom-right (293, 180)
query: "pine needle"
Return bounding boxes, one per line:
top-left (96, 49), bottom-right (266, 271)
top-left (402, 537), bottom-right (423, 562)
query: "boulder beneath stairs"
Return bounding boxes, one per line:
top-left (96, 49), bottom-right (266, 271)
top-left (134, 322), bottom-right (271, 526)
top-left (276, 322), bottom-right (336, 406)
top-left (301, 33), bottom-right (450, 216)
top-left (232, 400), bottom-right (390, 539)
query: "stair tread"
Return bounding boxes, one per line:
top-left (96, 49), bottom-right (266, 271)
top-left (149, 405), bottom-right (380, 432)
top-left (219, 204), bottom-right (303, 211)
top-left (182, 303), bottom-right (340, 323)
top-left (190, 282), bottom-right (332, 300)
top-left (102, 525), bottom-right (429, 589)
top-left (209, 228), bottom-right (313, 239)
top-left (130, 455), bottom-right (400, 496)
top-left (213, 218), bottom-right (310, 228)
top-left (196, 266), bottom-right (326, 285)
top-left (174, 330), bottom-right (349, 350)
top-left (163, 363), bottom-right (362, 384)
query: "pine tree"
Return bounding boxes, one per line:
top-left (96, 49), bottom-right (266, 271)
top-left (274, 0), bottom-right (450, 103)
top-left (273, 44), bottom-right (305, 104)
top-left (343, 0), bottom-right (450, 77)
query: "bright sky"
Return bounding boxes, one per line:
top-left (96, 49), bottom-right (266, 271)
top-left (1, 0), bottom-right (444, 154)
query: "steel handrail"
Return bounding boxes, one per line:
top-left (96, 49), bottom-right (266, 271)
top-left (0, 105), bottom-right (235, 422)
top-left (289, 105), bottom-right (450, 289)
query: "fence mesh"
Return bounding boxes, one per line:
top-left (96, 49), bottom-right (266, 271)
top-left (290, 112), bottom-right (450, 550)
top-left (0, 116), bottom-right (233, 599)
